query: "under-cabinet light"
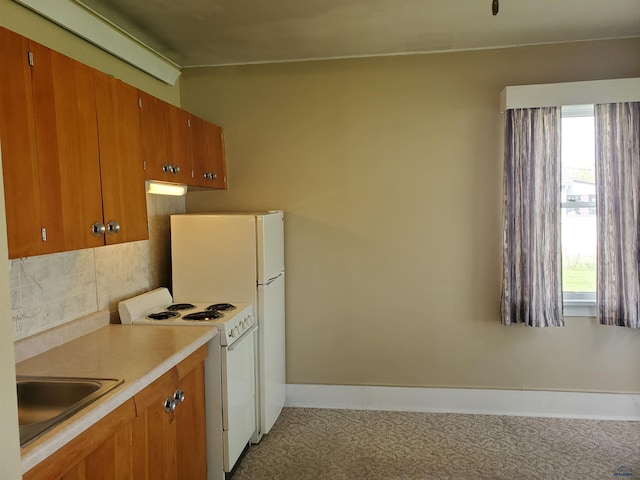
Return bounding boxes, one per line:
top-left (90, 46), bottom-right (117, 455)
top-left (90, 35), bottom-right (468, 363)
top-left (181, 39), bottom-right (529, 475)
top-left (145, 180), bottom-right (188, 196)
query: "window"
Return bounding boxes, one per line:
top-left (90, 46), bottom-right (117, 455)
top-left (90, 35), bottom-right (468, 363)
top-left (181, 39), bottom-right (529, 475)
top-left (501, 78), bottom-right (640, 326)
top-left (560, 105), bottom-right (596, 316)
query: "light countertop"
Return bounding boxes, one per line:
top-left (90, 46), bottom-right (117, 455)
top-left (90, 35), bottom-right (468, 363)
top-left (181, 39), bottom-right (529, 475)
top-left (16, 324), bottom-right (218, 473)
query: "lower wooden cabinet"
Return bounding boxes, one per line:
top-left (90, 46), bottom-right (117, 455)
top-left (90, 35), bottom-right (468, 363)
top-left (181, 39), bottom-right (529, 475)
top-left (23, 346), bottom-right (208, 480)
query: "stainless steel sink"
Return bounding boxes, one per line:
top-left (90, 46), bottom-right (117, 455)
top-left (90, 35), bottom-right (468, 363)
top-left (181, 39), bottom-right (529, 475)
top-left (17, 376), bottom-right (123, 447)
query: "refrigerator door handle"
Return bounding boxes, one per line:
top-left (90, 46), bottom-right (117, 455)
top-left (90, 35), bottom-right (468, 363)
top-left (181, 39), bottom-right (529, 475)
top-left (263, 273), bottom-right (283, 286)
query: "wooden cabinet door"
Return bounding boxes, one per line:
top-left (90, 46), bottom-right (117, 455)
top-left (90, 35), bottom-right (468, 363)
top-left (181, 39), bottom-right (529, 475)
top-left (189, 114), bottom-right (228, 189)
top-left (204, 120), bottom-right (228, 189)
top-left (166, 102), bottom-right (193, 185)
top-left (139, 90), bottom-right (169, 181)
top-left (0, 27), bottom-right (45, 258)
top-left (140, 92), bottom-right (192, 184)
top-left (176, 359), bottom-right (207, 480)
top-left (94, 71), bottom-right (148, 244)
top-left (189, 114), bottom-right (208, 187)
top-left (29, 41), bottom-right (104, 253)
top-left (133, 350), bottom-right (207, 480)
top-left (22, 400), bottom-right (138, 480)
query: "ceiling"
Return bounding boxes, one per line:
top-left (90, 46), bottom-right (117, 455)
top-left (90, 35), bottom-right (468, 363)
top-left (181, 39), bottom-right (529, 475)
top-left (76, 0), bottom-right (640, 68)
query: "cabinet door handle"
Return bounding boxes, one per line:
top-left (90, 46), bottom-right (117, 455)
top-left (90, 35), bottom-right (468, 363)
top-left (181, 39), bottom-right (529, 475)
top-left (174, 389), bottom-right (185, 404)
top-left (164, 397), bottom-right (177, 414)
top-left (107, 221), bottom-right (121, 235)
top-left (91, 222), bottom-right (105, 237)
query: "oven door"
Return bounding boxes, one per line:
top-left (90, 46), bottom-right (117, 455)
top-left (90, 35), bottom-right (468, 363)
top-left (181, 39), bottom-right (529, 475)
top-left (221, 325), bottom-right (257, 472)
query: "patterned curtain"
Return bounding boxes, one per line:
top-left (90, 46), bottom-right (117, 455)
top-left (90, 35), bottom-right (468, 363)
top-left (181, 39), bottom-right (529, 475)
top-left (595, 102), bottom-right (640, 328)
top-left (501, 107), bottom-right (564, 327)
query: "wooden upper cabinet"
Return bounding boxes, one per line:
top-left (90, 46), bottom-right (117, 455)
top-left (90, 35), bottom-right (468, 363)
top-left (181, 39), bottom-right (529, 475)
top-left (1, 26), bottom-right (228, 259)
top-left (204, 121), bottom-right (228, 189)
top-left (139, 92), bottom-right (192, 184)
top-left (139, 90), bottom-right (168, 180)
top-left (94, 71), bottom-right (149, 244)
top-left (189, 114), bottom-right (228, 189)
top-left (166, 102), bottom-right (193, 185)
top-left (29, 41), bottom-right (105, 253)
top-left (0, 27), bottom-right (44, 258)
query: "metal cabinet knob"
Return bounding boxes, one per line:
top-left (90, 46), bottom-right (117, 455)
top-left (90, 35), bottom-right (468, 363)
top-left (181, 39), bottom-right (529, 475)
top-left (164, 398), bottom-right (177, 414)
top-left (91, 222), bottom-right (106, 237)
top-left (174, 389), bottom-right (185, 404)
top-left (162, 164), bottom-right (182, 174)
top-left (164, 389), bottom-right (185, 416)
top-left (107, 221), bottom-right (121, 235)
top-left (204, 172), bottom-right (217, 180)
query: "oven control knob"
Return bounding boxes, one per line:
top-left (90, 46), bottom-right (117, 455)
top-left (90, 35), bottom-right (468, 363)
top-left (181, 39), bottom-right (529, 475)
top-left (232, 326), bottom-right (239, 337)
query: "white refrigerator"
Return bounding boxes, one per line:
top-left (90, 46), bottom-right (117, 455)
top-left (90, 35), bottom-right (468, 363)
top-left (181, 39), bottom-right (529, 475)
top-left (170, 211), bottom-right (286, 442)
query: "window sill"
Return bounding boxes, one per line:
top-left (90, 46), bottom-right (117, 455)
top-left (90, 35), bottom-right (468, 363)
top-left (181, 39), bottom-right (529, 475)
top-left (563, 300), bottom-right (596, 317)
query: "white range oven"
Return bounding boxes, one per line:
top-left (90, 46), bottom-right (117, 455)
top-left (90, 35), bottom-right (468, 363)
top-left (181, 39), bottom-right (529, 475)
top-left (119, 287), bottom-right (257, 480)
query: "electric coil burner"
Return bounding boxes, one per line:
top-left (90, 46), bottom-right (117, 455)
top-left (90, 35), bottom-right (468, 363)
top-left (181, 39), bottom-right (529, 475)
top-left (183, 310), bottom-right (224, 321)
top-left (166, 303), bottom-right (196, 311)
top-left (146, 311), bottom-right (180, 321)
top-left (207, 303), bottom-right (236, 312)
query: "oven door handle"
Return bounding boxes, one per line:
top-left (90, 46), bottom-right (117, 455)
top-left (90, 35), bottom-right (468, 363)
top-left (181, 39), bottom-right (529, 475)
top-left (227, 324), bottom-right (258, 352)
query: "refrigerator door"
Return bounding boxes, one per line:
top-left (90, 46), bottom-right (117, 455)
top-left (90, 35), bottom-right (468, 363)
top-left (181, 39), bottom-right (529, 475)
top-left (256, 211), bottom-right (285, 285)
top-left (257, 271), bottom-right (286, 435)
top-left (171, 214), bottom-right (258, 305)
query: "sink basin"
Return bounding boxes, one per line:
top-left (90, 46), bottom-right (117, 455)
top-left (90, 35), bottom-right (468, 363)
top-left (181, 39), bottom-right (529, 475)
top-left (17, 376), bottom-right (123, 447)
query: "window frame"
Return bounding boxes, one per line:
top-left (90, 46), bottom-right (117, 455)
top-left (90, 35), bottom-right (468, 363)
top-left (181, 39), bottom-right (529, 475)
top-left (560, 104), bottom-right (597, 317)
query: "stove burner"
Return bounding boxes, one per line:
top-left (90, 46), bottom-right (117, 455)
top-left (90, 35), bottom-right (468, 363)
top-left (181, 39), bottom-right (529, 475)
top-left (206, 303), bottom-right (236, 312)
top-left (146, 311), bottom-right (181, 321)
top-left (183, 310), bottom-right (224, 321)
top-left (166, 303), bottom-right (196, 311)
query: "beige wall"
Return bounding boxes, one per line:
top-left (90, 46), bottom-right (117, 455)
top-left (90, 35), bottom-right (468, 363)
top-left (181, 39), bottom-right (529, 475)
top-left (182, 38), bottom-right (640, 393)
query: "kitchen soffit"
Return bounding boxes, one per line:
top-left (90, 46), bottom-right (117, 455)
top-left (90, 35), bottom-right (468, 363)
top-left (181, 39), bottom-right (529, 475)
top-left (74, 0), bottom-right (640, 68)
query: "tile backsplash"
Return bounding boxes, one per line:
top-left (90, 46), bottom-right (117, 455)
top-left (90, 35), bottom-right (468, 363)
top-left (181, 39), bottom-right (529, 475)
top-left (11, 194), bottom-right (186, 340)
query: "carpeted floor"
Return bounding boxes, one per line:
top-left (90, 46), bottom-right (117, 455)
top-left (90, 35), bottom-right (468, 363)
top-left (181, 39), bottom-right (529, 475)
top-left (231, 407), bottom-right (639, 480)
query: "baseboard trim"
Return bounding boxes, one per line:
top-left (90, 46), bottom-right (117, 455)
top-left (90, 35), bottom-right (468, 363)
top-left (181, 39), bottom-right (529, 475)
top-left (285, 384), bottom-right (640, 421)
